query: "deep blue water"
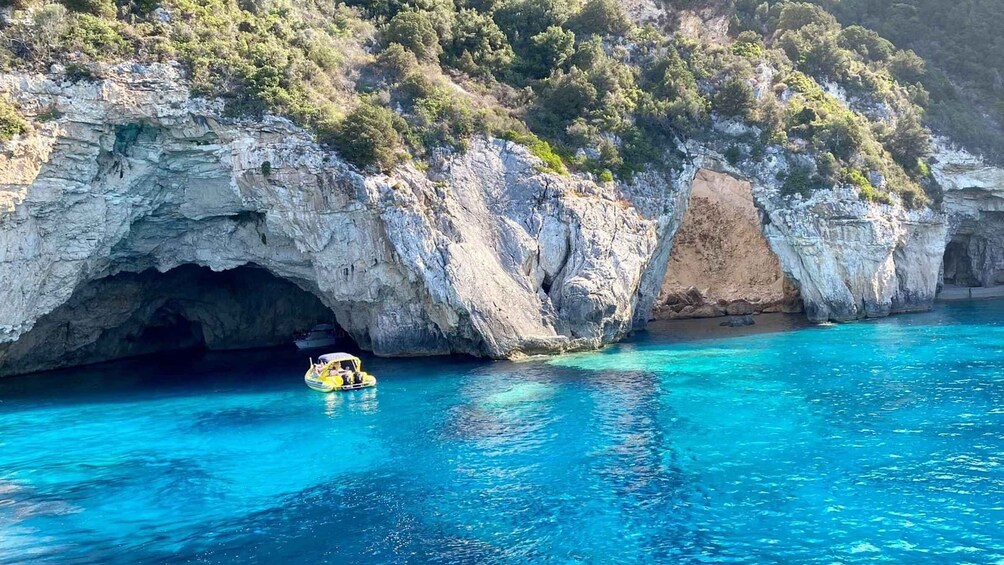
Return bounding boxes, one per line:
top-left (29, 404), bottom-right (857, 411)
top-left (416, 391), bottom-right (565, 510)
top-left (1, 301), bottom-right (1003, 563)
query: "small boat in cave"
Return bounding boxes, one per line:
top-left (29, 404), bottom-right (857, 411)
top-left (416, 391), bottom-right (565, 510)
top-left (304, 353), bottom-right (377, 392)
top-left (294, 324), bottom-right (340, 350)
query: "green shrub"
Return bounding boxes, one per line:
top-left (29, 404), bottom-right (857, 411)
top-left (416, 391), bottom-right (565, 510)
top-left (61, 0), bottom-right (116, 18)
top-left (406, 86), bottom-right (480, 152)
top-left (329, 102), bottom-right (405, 171)
top-left (724, 145), bottom-right (742, 165)
top-left (36, 106), bottom-right (64, 123)
top-left (568, 0), bottom-right (631, 37)
top-left (883, 111), bottom-right (931, 171)
top-left (775, 3), bottom-right (837, 33)
top-left (813, 111), bottom-right (864, 159)
top-left (888, 50), bottom-right (926, 84)
top-left (598, 168), bottom-right (614, 183)
top-left (502, 130), bottom-right (567, 174)
top-left (534, 68), bottom-right (598, 128)
top-left (713, 77), bottom-right (756, 119)
top-left (816, 151), bottom-right (838, 184)
top-left (378, 43), bottom-right (420, 81)
top-left (385, 10), bottom-right (440, 61)
top-left (784, 71), bottom-right (824, 98)
top-left (522, 25), bottom-right (575, 79)
top-left (838, 25), bottom-right (893, 61)
top-left (444, 8), bottom-right (514, 77)
top-left (0, 99), bottom-right (27, 141)
top-left (731, 41), bottom-right (763, 58)
top-left (780, 165), bottom-right (814, 197)
top-left (62, 13), bottom-right (128, 59)
top-left (493, 0), bottom-right (572, 54)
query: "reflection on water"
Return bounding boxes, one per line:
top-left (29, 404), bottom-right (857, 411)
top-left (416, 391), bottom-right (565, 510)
top-left (1, 302), bottom-right (1004, 562)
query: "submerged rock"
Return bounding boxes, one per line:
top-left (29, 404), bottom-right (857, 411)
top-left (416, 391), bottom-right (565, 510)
top-left (720, 314), bottom-right (755, 328)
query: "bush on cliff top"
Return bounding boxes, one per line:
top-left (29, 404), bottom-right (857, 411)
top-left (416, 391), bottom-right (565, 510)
top-left (327, 101), bottom-right (405, 172)
top-left (0, 99), bottom-right (27, 140)
top-left (0, 0), bottom-right (963, 203)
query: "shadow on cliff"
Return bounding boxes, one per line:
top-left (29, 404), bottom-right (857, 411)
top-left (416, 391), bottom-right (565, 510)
top-left (0, 264), bottom-right (354, 377)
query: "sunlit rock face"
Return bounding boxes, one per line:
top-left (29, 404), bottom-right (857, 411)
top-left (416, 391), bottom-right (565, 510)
top-left (679, 148), bottom-right (947, 323)
top-left (654, 169), bottom-right (801, 320)
top-left (0, 64), bottom-right (987, 376)
top-left (0, 64), bottom-right (687, 375)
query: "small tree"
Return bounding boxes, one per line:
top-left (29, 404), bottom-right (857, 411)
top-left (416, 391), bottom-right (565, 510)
top-left (385, 11), bottom-right (440, 61)
top-left (713, 77), bottom-right (756, 119)
top-left (523, 26), bottom-right (575, 79)
top-left (814, 112), bottom-right (864, 160)
top-left (838, 25), bottom-right (893, 62)
top-left (889, 50), bottom-right (926, 84)
top-left (330, 102), bottom-right (404, 171)
top-left (568, 0), bottom-right (631, 37)
top-left (444, 8), bottom-right (514, 77)
top-left (536, 68), bottom-right (598, 124)
top-left (884, 111), bottom-right (931, 170)
top-left (62, 0), bottom-right (116, 18)
top-left (378, 43), bottom-right (420, 81)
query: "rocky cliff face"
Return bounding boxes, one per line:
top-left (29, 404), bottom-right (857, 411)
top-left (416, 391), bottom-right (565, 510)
top-left (1, 65), bottom-right (999, 376)
top-left (654, 169), bottom-right (801, 319)
top-left (931, 140), bottom-right (1004, 289)
top-left (0, 64), bottom-right (688, 375)
top-left (680, 146), bottom-right (948, 323)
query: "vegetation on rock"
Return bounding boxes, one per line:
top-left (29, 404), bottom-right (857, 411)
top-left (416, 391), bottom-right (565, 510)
top-left (0, 98), bottom-right (27, 140)
top-left (0, 0), bottom-right (993, 204)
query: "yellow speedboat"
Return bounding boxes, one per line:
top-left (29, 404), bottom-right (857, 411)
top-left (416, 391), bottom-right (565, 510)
top-left (305, 352), bottom-right (376, 392)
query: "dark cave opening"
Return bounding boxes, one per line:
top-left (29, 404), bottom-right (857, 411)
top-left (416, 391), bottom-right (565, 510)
top-left (942, 236), bottom-right (980, 287)
top-left (131, 303), bottom-right (207, 353)
top-left (0, 264), bottom-right (356, 376)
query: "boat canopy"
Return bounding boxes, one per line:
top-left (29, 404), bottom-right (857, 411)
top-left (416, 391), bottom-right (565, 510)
top-left (318, 352), bottom-right (359, 364)
top-left (311, 324), bottom-right (336, 331)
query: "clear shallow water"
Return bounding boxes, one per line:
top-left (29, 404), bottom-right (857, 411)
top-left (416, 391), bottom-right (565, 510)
top-left (1, 302), bottom-right (1003, 563)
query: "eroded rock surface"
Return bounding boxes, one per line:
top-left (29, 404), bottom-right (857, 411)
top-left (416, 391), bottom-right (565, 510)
top-left (931, 141), bottom-right (1004, 290)
top-left (0, 64), bottom-right (684, 374)
top-left (684, 148), bottom-right (947, 323)
top-left (0, 64), bottom-right (994, 376)
top-left (655, 169), bottom-right (801, 319)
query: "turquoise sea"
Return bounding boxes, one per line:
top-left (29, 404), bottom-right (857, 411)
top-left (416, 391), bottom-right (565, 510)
top-left (1, 301), bottom-right (1003, 563)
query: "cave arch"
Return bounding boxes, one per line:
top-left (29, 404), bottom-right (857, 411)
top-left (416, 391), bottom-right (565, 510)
top-left (941, 212), bottom-right (1004, 294)
top-left (942, 235), bottom-right (980, 287)
top-left (0, 265), bottom-right (352, 376)
top-left (653, 168), bottom-right (802, 320)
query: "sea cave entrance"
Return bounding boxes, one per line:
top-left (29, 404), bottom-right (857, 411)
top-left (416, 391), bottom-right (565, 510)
top-left (0, 264), bottom-right (353, 376)
top-left (653, 169), bottom-right (803, 320)
top-left (942, 235), bottom-right (981, 288)
top-left (940, 212), bottom-right (1004, 300)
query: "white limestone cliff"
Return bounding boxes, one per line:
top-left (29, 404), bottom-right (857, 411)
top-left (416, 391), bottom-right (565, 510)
top-left (0, 63), bottom-right (685, 374)
top-left (682, 146), bottom-right (947, 323)
top-left (930, 139), bottom-right (1004, 289)
top-left (1, 64), bottom-right (998, 375)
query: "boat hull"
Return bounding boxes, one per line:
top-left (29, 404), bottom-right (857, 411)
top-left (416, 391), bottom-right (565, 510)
top-left (295, 337), bottom-right (338, 350)
top-left (304, 372), bottom-right (377, 393)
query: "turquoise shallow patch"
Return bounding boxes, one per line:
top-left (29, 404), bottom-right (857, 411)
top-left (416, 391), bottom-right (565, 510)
top-left (1, 301), bottom-right (1003, 562)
